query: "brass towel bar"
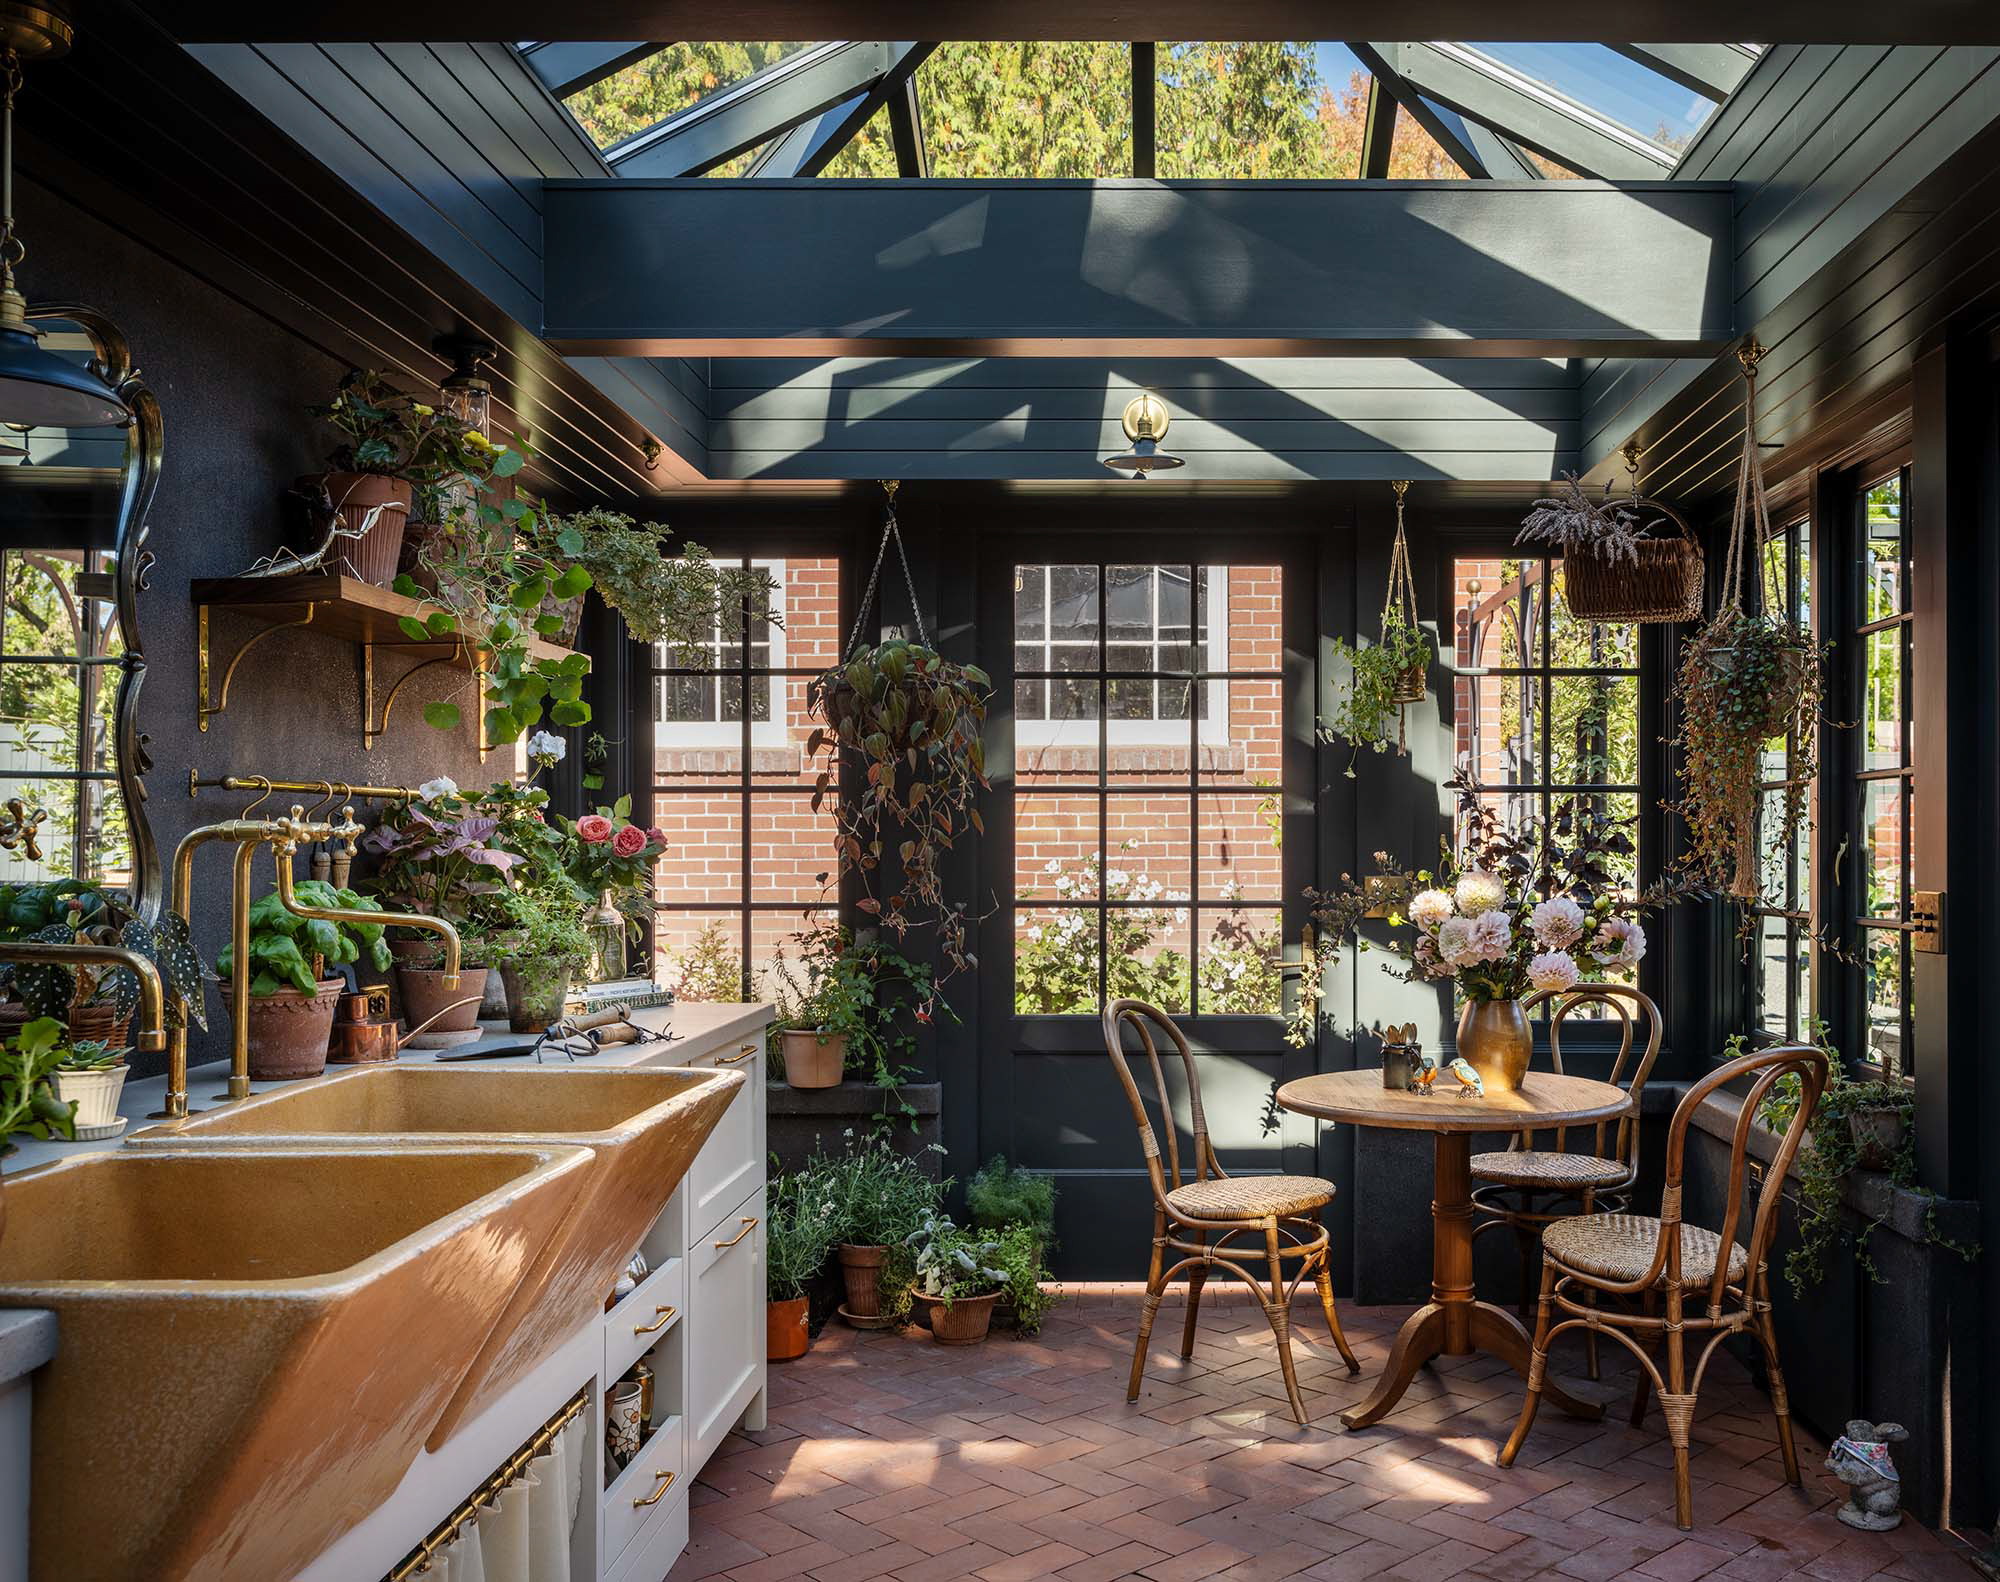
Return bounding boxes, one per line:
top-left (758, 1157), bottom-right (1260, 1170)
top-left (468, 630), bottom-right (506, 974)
top-left (385, 1386), bottom-right (592, 1581)
top-left (189, 770), bottom-right (420, 803)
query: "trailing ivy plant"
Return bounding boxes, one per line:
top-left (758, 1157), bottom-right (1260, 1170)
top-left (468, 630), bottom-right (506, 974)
top-left (1749, 1021), bottom-right (1977, 1300)
top-left (807, 637), bottom-right (991, 1005)
top-left (1321, 607), bottom-right (1431, 773)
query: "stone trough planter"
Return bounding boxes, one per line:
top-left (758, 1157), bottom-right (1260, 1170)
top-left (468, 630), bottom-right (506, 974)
top-left (766, 1080), bottom-right (943, 1179)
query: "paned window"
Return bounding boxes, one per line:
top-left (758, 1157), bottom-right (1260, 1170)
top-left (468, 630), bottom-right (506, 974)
top-left (1752, 519), bottom-right (1813, 1041)
top-left (1854, 472), bottom-right (1914, 1077)
top-left (1012, 561), bottom-right (1284, 1015)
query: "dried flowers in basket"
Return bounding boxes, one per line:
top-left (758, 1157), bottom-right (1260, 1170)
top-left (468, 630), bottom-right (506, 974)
top-left (1517, 447), bottom-right (1703, 624)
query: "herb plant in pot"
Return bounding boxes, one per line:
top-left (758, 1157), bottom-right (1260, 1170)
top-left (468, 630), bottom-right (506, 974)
top-left (217, 883), bottom-right (394, 1081)
top-left (490, 884), bottom-right (593, 1033)
top-left (967, 1155), bottom-right (1058, 1327)
top-left (766, 1168), bottom-right (837, 1362)
top-left (818, 1134), bottom-right (947, 1327)
top-left (769, 924), bottom-right (883, 1091)
top-left (905, 1215), bottom-right (1007, 1346)
top-left (1, 1016), bottom-right (76, 1239)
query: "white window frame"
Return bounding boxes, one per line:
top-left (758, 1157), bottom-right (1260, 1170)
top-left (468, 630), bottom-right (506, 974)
top-left (652, 556), bottom-right (789, 749)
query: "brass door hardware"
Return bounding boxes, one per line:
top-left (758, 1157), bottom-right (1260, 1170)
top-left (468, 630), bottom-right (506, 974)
top-left (716, 1044), bottom-right (758, 1064)
top-left (633, 1304), bottom-right (676, 1335)
top-left (714, 1217), bottom-right (758, 1250)
top-left (633, 1470), bottom-right (677, 1508)
top-left (1912, 890), bottom-right (1945, 953)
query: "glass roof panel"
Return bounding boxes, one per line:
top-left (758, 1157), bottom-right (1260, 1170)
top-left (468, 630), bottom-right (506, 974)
top-left (916, 42), bottom-right (1130, 177)
top-left (819, 105), bottom-right (898, 177)
top-left (1463, 42), bottom-right (1720, 157)
top-left (563, 42), bottom-right (811, 151)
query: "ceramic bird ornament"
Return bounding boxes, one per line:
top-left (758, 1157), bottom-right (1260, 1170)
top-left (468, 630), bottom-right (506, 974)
top-left (1412, 1046), bottom-right (1442, 1094)
top-left (1444, 1057), bottom-right (1485, 1097)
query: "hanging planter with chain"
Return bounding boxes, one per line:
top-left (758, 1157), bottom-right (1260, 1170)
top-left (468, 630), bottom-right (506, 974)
top-left (1670, 343), bottom-right (1826, 900)
top-left (1322, 480), bottom-right (1433, 773)
top-left (806, 483), bottom-right (992, 1000)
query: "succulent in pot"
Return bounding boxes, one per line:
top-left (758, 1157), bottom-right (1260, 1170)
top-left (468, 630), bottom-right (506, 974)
top-left (216, 883), bottom-right (394, 1081)
top-left (45, 1037), bottom-right (129, 1137)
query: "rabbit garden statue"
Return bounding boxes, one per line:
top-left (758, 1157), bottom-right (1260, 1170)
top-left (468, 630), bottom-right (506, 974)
top-left (1826, 1421), bottom-right (1907, 1531)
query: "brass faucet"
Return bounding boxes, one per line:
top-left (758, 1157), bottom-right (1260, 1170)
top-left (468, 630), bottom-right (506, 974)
top-left (157, 810), bottom-right (343, 1117)
top-left (273, 805), bottom-right (461, 985)
top-left (0, 941), bottom-right (166, 1053)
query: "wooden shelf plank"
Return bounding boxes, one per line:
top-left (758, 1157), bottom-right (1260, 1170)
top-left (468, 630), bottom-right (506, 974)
top-left (190, 573), bottom-right (581, 666)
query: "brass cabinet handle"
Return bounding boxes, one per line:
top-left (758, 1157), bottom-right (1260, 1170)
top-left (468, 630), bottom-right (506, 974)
top-left (716, 1045), bottom-right (757, 1065)
top-left (633, 1470), bottom-right (676, 1508)
top-left (714, 1216), bottom-right (758, 1250)
top-left (633, 1304), bottom-right (676, 1335)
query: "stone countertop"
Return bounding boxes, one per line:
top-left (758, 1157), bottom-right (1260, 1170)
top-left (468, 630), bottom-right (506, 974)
top-left (0, 1309), bottom-right (55, 1385)
top-left (0, 999), bottom-right (774, 1176)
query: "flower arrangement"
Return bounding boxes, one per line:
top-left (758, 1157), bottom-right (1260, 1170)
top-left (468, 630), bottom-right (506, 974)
top-left (566, 794), bottom-right (667, 902)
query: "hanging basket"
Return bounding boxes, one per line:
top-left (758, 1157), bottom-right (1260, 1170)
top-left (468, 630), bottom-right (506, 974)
top-left (1561, 500), bottom-right (1704, 624)
top-left (1391, 660), bottom-right (1428, 705)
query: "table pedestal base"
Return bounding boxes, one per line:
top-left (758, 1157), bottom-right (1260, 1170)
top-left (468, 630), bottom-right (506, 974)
top-left (1339, 1131), bottom-right (1604, 1432)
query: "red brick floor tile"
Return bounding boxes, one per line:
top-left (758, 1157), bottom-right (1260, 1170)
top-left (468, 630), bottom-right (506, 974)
top-left (667, 1285), bottom-right (1979, 1582)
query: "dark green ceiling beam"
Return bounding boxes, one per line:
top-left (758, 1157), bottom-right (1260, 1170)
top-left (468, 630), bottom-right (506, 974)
top-left (542, 178), bottom-right (1734, 358)
top-left (1363, 41), bottom-right (1678, 179)
top-left (1609, 43), bottom-right (1758, 100)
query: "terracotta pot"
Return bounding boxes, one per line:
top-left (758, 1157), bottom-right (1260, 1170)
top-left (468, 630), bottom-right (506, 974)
top-left (397, 966), bottom-right (489, 1036)
top-left (50, 1064), bottom-right (128, 1131)
top-left (314, 472), bottom-right (411, 586)
top-left (837, 1243), bottom-right (888, 1318)
top-left (387, 933), bottom-right (447, 969)
top-left (499, 962), bottom-right (577, 1033)
top-left (1456, 998), bottom-right (1531, 1093)
top-left (223, 978), bottom-right (343, 1080)
top-left (915, 1290), bottom-right (999, 1346)
top-left (780, 1029), bottom-right (846, 1090)
top-left (1848, 1106), bottom-right (1909, 1172)
top-left (767, 1296), bottom-right (810, 1361)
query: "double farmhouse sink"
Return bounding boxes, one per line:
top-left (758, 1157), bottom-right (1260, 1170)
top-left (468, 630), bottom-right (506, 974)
top-left (0, 1063), bottom-right (743, 1582)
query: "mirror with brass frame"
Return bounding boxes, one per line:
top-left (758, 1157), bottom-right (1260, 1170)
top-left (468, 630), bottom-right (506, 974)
top-left (0, 303), bottom-right (157, 915)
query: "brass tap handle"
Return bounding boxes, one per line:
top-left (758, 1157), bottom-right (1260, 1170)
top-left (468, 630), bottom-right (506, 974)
top-left (632, 1471), bottom-right (676, 1508)
top-left (632, 1304), bottom-right (676, 1336)
top-left (713, 1217), bottom-right (758, 1251)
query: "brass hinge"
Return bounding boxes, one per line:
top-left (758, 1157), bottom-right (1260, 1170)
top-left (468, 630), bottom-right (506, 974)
top-left (1912, 890), bottom-right (1945, 953)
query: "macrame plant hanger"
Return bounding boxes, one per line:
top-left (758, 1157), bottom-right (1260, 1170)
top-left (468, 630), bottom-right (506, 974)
top-left (1385, 478), bottom-right (1425, 749)
top-left (845, 479), bottom-right (931, 656)
top-left (1717, 340), bottom-right (1783, 621)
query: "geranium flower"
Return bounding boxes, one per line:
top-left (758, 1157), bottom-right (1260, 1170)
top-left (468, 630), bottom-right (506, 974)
top-left (417, 776), bottom-right (458, 802)
top-left (525, 730), bottom-right (566, 765)
top-left (1589, 917), bottom-right (1646, 969)
top-left (1454, 871), bottom-right (1506, 916)
top-left (576, 814), bottom-right (613, 844)
top-left (1529, 897), bottom-right (1586, 950)
top-left (611, 824), bottom-right (647, 858)
top-left (1409, 888), bottom-right (1454, 928)
top-left (1529, 951), bottom-right (1580, 992)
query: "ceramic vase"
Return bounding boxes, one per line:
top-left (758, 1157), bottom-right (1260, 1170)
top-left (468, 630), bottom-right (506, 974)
top-left (1456, 998), bottom-right (1531, 1093)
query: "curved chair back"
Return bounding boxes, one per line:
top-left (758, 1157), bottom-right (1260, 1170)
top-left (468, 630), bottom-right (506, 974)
top-left (1102, 999), bottom-right (1217, 1214)
top-left (1660, 1043), bottom-right (1829, 1313)
top-left (1513, 983), bottom-right (1663, 1173)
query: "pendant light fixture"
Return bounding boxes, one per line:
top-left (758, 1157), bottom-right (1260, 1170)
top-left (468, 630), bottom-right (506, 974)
top-left (1103, 390), bottom-right (1184, 478)
top-left (0, 3), bottom-right (127, 430)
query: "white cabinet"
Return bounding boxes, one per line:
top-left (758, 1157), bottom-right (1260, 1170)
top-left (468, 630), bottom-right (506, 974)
top-left (685, 1184), bottom-right (766, 1469)
top-left (670, 1036), bottom-right (763, 1238)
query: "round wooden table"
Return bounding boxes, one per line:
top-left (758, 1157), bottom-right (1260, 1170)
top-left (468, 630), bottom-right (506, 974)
top-left (1276, 1067), bottom-right (1631, 1431)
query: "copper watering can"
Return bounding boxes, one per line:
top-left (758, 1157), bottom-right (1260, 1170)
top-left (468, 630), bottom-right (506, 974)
top-left (328, 985), bottom-right (488, 1064)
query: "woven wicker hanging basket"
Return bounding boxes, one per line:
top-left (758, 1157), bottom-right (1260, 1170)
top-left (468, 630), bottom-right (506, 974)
top-left (1561, 497), bottom-right (1704, 624)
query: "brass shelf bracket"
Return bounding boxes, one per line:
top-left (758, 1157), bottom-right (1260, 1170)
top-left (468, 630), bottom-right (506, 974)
top-left (196, 601), bottom-right (318, 732)
top-left (359, 642), bottom-right (461, 751)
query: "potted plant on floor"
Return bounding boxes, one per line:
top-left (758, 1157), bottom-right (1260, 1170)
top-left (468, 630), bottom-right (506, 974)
top-left (217, 882), bottom-right (394, 1081)
top-left (905, 1215), bottom-right (1008, 1346)
top-left (819, 1134), bottom-right (947, 1328)
top-left (967, 1155), bottom-right (1058, 1328)
top-left (45, 1038), bottom-right (128, 1139)
top-left (766, 1167), bottom-right (838, 1362)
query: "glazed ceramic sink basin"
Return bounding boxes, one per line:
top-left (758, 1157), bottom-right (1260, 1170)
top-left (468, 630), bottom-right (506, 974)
top-left (0, 1143), bottom-right (590, 1582)
top-left (129, 1063), bottom-right (745, 1447)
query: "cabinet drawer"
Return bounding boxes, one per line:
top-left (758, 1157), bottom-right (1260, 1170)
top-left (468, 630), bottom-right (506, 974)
top-left (685, 1037), bottom-right (765, 1243)
top-left (602, 1251), bottom-right (686, 1386)
top-left (602, 1410), bottom-right (684, 1572)
top-left (686, 1187), bottom-right (765, 1470)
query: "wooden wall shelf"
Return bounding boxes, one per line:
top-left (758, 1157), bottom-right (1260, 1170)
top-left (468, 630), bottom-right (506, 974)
top-left (191, 574), bottom-right (585, 755)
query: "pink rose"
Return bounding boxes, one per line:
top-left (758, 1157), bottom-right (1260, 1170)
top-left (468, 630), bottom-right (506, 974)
top-left (611, 824), bottom-right (647, 859)
top-left (576, 814), bottom-right (613, 844)
top-left (647, 828), bottom-right (669, 850)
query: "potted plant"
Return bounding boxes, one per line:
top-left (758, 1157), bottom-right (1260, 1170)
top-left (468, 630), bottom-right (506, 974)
top-left (45, 1038), bottom-right (128, 1138)
top-left (967, 1158), bottom-right (1060, 1328)
top-left (766, 1167), bottom-right (837, 1362)
top-left (905, 1215), bottom-right (1008, 1345)
top-left (0, 881), bottom-right (205, 1044)
top-left (1322, 480), bottom-right (1432, 773)
top-left (1516, 465), bottom-right (1703, 625)
top-left (816, 1134), bottom-right (947, 1327)
top-left (807, 635), bottom-right (991, 1005)
top-left (488, 884), bottom-right (593, 1033)
top-left (532, 507), bottom-right (778, 650)
top-left (307, 369), bottom-right (433, 585)
top-left (216, 882), bottom-right (394, 1080)
top-left (767, 924), bottom-right (886, 1091)
top-left (1, 1016), bottom-right (76, 1239)
top-left (988, 1224), bottom-right (1058, 1337)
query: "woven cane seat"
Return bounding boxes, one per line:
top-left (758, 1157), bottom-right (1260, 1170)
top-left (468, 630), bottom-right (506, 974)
top-left (1470, 1150), bottom-right (1628, 1191)
top-left (1166, 1174), bottom-right (1334, 1221)
top-left (1544, 1213), bottom-right (1749, 1288)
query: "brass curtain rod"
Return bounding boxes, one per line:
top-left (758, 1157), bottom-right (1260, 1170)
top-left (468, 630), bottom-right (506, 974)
top-left (385, 1387), bottom-right (592, 1582)
top-left (188, 771), bottom-right (418, 803)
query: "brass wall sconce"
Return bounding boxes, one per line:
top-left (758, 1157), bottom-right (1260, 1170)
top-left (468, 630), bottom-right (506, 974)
top-left (1103, 390), bottom-right (1184, 478)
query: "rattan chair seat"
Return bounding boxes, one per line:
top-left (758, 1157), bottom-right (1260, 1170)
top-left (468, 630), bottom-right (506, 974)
top-left (1470, 1149), bottom-right (1629, 1190)
top-left (1544, 1213), bottom-right (1748, 1288)
top-left (1166, 1173), bottom-right (1334, 1221)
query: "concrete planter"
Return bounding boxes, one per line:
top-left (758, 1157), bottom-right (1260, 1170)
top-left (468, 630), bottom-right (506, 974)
top-left (766, 1080), bottom-right (943, 1180)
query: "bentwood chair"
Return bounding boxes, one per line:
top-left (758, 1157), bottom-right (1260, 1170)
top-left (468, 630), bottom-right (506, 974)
top-left (1471, 984), bottom-right (1663, 1378)
top-left (1499, 1043), bottom-right (1828, 1530)
top-left (1102, 999), bottom-right (1360, 1426)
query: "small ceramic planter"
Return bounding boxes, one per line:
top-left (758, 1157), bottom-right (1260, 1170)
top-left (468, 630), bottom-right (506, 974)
top-left (767, 1296), bottom-right (810, 1361)
top-left (837, 1243), bottom-right (888, 1324)
top-left (499, 962), bottom-right (579, 1033)
top-left (780, 1028), bottom-right (846, 1090)
top-left (51, 1064), bottom-right (129, 1140)
top-left (914, 1290), bottom-right (1000, 1346)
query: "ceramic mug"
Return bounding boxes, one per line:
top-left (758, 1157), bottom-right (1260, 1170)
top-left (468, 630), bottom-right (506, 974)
top-left (607, 1378), bottom-right (644, 1470)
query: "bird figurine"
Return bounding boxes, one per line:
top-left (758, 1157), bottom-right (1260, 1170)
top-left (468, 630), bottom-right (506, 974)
top-left (1412, 1046), bottom-right (1441, 1094)
top-left (1445, 1057), bottom-right (1485, 1097)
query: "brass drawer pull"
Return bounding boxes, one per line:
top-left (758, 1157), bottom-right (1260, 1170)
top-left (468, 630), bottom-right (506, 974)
top-left (716, 1045), bottom-right (758, 1065)
top-left (714, 1216), bottom-right (758, 1250)
top-left (632, 1304), bottom-right (676, 1335)
top-left (633, 1470), bottom-right (676, 1508)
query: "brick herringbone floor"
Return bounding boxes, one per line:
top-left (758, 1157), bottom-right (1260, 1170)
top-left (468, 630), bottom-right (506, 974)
top-left (668, 1284), bottom-right (1983, 1582)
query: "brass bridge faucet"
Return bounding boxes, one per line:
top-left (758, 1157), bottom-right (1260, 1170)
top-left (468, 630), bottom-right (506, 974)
top-left (0, 941), bottom-right (166, 1053)
top-left (273, 804), bottom-right (462, 987)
